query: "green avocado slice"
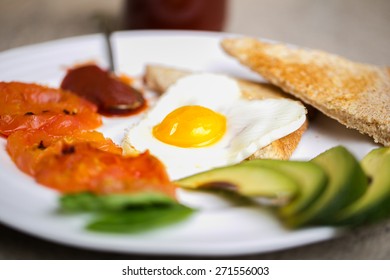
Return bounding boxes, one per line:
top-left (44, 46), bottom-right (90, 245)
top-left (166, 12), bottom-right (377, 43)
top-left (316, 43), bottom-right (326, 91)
top-left (285, 146), bottom-right (368, 228)
top-left (241, 159), bottom-right (328, 218)
top-left (335, 148), bottom-right (390, 225)
top-left (177, 164), bottom-right (299, 203)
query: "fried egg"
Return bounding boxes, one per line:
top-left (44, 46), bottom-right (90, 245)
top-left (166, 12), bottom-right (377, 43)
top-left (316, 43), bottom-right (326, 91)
top-left (123, 74), bottom-right (306, 180)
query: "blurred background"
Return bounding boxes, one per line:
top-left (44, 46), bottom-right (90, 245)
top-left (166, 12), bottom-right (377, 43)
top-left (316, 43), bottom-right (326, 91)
top-left (0, 0), bottom-right (389, 64)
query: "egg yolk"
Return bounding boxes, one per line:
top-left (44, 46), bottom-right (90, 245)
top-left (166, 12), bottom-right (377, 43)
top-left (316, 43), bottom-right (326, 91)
top-left (153, 105), bottom-right (226, 148)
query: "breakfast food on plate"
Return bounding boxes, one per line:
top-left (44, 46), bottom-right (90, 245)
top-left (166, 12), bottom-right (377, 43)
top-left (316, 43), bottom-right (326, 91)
top-left (2, 45), bottom-right (390, 234)
top-left (178, 161), bottom-right (300, 204)
top-left (221, 38), bottom-right (390, 146)
top-left (182, 146), bottom-right (365, 226)
top-left (335, 147), bottom-right (390, 225)
top-left (7, 130), bottom-right (121, 176)
top-left (61, 64), bottom-right (146, 116)
top-left (35, 143), bottom-right (176, 196)
top-left (123, 69), bottom-right (307, 180)
top-left (0, 72), bottom-right (183, 233)
top-left (1, 80), bottom-right (176, 199)
top-left (60, 192), bottom-right (193, 233)
top-left (239, 159), bottom-right (328, 218)
top-left (146, 64), bottom-right (287, 99)
top-left (287, 146), bottom-right (368, 227)
top-left (144, 64), bottom-right (308, 161)
top-left (0, 81), bottom-right (102, 137)
top-left (178, 146), bottom-right (390, 228)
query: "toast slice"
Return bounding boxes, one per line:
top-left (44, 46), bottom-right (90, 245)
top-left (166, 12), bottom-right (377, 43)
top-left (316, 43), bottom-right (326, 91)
top-left (144, 64), bottom-right (308, 160)
top-left (221, 37), bottom-right (390, 146)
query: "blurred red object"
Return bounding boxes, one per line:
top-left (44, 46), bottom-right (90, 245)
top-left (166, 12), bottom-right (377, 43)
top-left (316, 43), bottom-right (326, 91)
top-left (123, 0), bottom-right (227, 31)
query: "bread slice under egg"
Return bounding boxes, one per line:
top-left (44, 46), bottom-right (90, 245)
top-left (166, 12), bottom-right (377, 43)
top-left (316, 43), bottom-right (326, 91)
top-left (221, 37), bottom-right (390, 146)
top-left (143, 64), bottom-right (308, 160)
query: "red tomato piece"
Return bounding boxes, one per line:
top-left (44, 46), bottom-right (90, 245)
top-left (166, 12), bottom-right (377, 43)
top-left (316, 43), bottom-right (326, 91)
top-left (0, 82), bottom-right (102, 137)
top-left (35, 143), bottom-right (176, 198)
top-left (7, 129), bottom-right (122, 176)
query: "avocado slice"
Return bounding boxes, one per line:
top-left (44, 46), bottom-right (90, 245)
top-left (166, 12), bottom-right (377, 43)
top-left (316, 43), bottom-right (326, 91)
top-left (177, 164), bottom-right (299, 203)
top-left (285, 146), bottom-right (368, 228)
top-left (335, 148), bottom-right (390, 225)
top-left (241, 159), bottom-right (328, 218)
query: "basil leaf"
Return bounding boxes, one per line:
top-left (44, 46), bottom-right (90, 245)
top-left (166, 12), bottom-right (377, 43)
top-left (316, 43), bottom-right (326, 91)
top-left (87, 204), bottom-right (194, 233)
top-left (60, 192), bottom-right (177, 212)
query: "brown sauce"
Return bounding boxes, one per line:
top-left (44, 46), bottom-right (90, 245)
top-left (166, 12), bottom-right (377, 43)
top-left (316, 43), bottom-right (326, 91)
top-left (61, 65), bottom-right (146, 117)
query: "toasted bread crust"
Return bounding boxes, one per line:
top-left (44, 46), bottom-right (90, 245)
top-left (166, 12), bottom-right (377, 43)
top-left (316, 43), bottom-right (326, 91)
top-left (144, 64), bottom-right (308, 160)
top-left (221, 38), bottom-right (390, 146)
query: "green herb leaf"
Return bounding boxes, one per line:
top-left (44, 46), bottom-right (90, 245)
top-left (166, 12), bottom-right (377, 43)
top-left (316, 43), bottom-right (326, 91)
top-left (87, 204), bottom-right (194, 233)
top-left (59, 192), bottom-right (194, 233)
top-left (60, 192), bottom-right (177, 212)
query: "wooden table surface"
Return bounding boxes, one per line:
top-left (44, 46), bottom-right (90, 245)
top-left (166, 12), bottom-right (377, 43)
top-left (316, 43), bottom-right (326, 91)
top-left (0, 0), bottom-right (390, 259)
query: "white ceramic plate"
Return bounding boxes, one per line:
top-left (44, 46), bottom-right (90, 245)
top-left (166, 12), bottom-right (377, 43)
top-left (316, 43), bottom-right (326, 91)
top-left (0, 31), bottom-right (380, 256)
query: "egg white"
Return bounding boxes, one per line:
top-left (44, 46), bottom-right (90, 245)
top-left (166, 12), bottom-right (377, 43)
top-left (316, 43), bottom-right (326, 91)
top-left (123, 74), bottom-right (306, 180)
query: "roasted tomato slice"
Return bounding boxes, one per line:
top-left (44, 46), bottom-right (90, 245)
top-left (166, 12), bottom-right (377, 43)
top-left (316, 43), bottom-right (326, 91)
top-left (7, 129), bottom-right (121, 176)
top-left (35, 143), bottom-right (176, 198)
top-left (0, 82), bottom-right (102, 136)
